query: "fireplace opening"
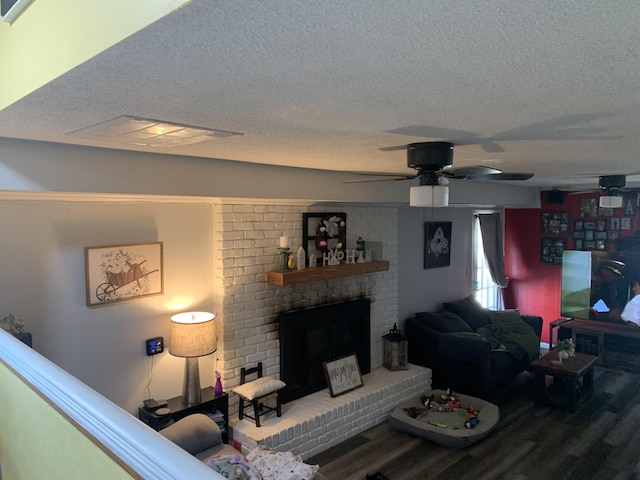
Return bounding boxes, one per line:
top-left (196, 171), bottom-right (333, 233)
top-left (278, 298), bottom-right (371, 403)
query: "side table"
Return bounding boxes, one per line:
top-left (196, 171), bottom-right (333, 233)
top-left (531, 350), bottom-right (597, 412)
top-left (138, 387), bottom-right (228, 442)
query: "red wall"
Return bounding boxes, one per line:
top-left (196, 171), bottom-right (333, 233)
top-left (505, 191), bottom-right (640, 343)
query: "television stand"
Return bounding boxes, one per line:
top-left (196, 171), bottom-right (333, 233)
top-left (558, 318), bottom-right (640, 373)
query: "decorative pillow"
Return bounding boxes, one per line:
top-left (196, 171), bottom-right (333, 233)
top-left (205, 454), bottom-right (263, 480)
top-left (246, 445), bottom-right (319, 480)
top-left (159, 413), bottom-right (222, 455)
top-left (415, 310), bottom-right (472, 333)
top-left (442, 295), bottom-right (491, 330)
top-left (233, 376), bottom-right (286, 401)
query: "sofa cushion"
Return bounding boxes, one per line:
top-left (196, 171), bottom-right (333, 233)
top-left (442, 295), bottom-right (491, 331)
top-left (415, 310), bottom-right (473, 333)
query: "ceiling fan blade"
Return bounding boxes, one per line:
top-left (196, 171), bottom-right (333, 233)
top-left (344, 176), bottom-right (416, 184)
top-left (378, 145), bottom-right (408, 152)
top-left (568, 189), bottom-right (600, 195)
top-left (467, 172), bottom-right (535, 181)
top-left (347, 171), bottom-right (416, 178)
top-left (438, 165), bottom-right (502, 179)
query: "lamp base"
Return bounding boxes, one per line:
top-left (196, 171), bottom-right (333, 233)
top-left (182, 357), bottom-right (202, 405)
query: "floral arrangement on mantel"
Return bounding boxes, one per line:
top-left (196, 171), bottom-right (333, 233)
top-left (555, 338), bottom-right (576, 363)
top-left (315, 215), bottom-right (346, 253)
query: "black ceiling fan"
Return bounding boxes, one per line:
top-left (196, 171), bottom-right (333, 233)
top-left (569, 175), bottom-right (640, 196)
top-left (346, 142), bottom-right (534, 186)
top-left (567, 174), bottom-right (640, 208)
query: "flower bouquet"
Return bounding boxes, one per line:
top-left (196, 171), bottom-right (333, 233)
top-left (555, 338), bottom-right (576, 363)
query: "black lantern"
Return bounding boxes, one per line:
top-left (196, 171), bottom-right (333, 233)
top-left (382, 323), bottom-right (408, 371)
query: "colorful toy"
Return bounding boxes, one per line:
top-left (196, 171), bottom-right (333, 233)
top-left (463, 407), bottom-right (480, 429)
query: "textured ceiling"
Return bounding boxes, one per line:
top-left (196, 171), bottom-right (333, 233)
top-left (1, 1), bottom-right (639, 190)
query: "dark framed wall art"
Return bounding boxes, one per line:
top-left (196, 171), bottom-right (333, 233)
top-left (424, 221), bottom-right (452, 269)
top-left (302, 213), bottom-right (347, 265)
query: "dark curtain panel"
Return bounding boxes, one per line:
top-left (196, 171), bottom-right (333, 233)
top-left (478, 213), bottom-right (509, 288)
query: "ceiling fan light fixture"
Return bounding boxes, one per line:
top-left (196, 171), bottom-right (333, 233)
top-left (599, 195), bottom-right (623, 209)
top-left (410, 185), bottom-right (449, 207)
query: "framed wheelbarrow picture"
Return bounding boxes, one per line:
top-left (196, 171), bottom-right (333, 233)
top-left (85, 242), bottom-right (164, 307)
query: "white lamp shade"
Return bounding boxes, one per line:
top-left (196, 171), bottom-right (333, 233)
top-left (410, 185), bottom-right (449, 207)
top-left (169, 311), bottom-right (216, 357)
top-left (599, 195), bottom-right (623, 208)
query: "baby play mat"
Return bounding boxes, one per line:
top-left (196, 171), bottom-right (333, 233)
top-left (388, 389), bottom-right (500, 449)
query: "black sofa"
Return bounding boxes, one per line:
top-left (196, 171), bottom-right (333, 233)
top-left (406, 295), bottom-right (543, 396)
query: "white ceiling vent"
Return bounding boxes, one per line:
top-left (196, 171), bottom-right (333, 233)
top-left (67, 116), bottom-right (243, 148)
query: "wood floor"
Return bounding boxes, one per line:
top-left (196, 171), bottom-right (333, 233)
top-left (309, 366), bottom-right (640, 480)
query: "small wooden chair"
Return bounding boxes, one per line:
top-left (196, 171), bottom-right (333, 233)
top-left (234, 362), bottom-right (285, 427)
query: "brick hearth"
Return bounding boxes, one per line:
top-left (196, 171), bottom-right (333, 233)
top-left (230, 364), bottom-right (432, 460)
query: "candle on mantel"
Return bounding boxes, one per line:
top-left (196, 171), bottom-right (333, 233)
top-left (279, 236), bottom-right (289, 248)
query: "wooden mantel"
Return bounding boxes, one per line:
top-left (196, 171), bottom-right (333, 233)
top-left (266, 260), bottom-right (390, 286)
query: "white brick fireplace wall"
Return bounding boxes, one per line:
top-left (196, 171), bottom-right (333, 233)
top-left (212, 202), bottom-right (425, 456)
top-left (214, 203), bottom-right (399, 393)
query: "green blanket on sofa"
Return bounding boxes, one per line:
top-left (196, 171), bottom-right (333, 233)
top-left (476, 309), bottom-right (540, 361)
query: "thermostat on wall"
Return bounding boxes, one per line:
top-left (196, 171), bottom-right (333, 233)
top-left (145, 337), bottom-right (164, 356)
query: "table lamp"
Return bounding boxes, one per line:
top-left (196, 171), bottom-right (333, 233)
top-left (169, 311), bottom-right (216, 405)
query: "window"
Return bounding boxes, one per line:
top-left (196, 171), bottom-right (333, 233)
top-left (473, 214), bottom-right (503, 310)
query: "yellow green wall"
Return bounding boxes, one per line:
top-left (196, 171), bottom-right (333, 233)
top-left (0, 0), bottom-right (188, 111)
top-left (0, 360), bottom-right (136, 480)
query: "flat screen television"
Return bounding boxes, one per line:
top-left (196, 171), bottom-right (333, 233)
top-left (561, 250), bottom-right (640, 322)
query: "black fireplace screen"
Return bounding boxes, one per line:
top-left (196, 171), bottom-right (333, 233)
top-left (278, 298), bottom-right (371, 403)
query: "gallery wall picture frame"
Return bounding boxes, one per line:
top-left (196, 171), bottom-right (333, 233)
top-left (302, 212), bottom-right (347, 266)
top-left (424, 221), bottom-right (452, 269)
top-left (596, 219), bottom-right (606, 231)
top-left (541, 238), bottom-right (566, 264)
top-left (623, 196), bottom-right (637, 216)
top-left (574, 239), bottom-right (583, 250)
top-left (621, 217), bottom-right (631, 230)
top-left (598, 207), bottom-right (614, 217)
top-left (541, 212), bottom-right (569, 235)
top-left (322, 354), bottom-right (363, 397)
top-left (611, 218), bottom-right (621, 230)
top-left (85, 242), bottom-right (164, 307)
top-left (574, 220), bottom-right (583, 231)
top-left (580, 198), bottom-right (598, 217)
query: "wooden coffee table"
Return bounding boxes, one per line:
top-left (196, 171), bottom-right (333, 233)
top-left (531, 350), bottom-right (598, 412)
